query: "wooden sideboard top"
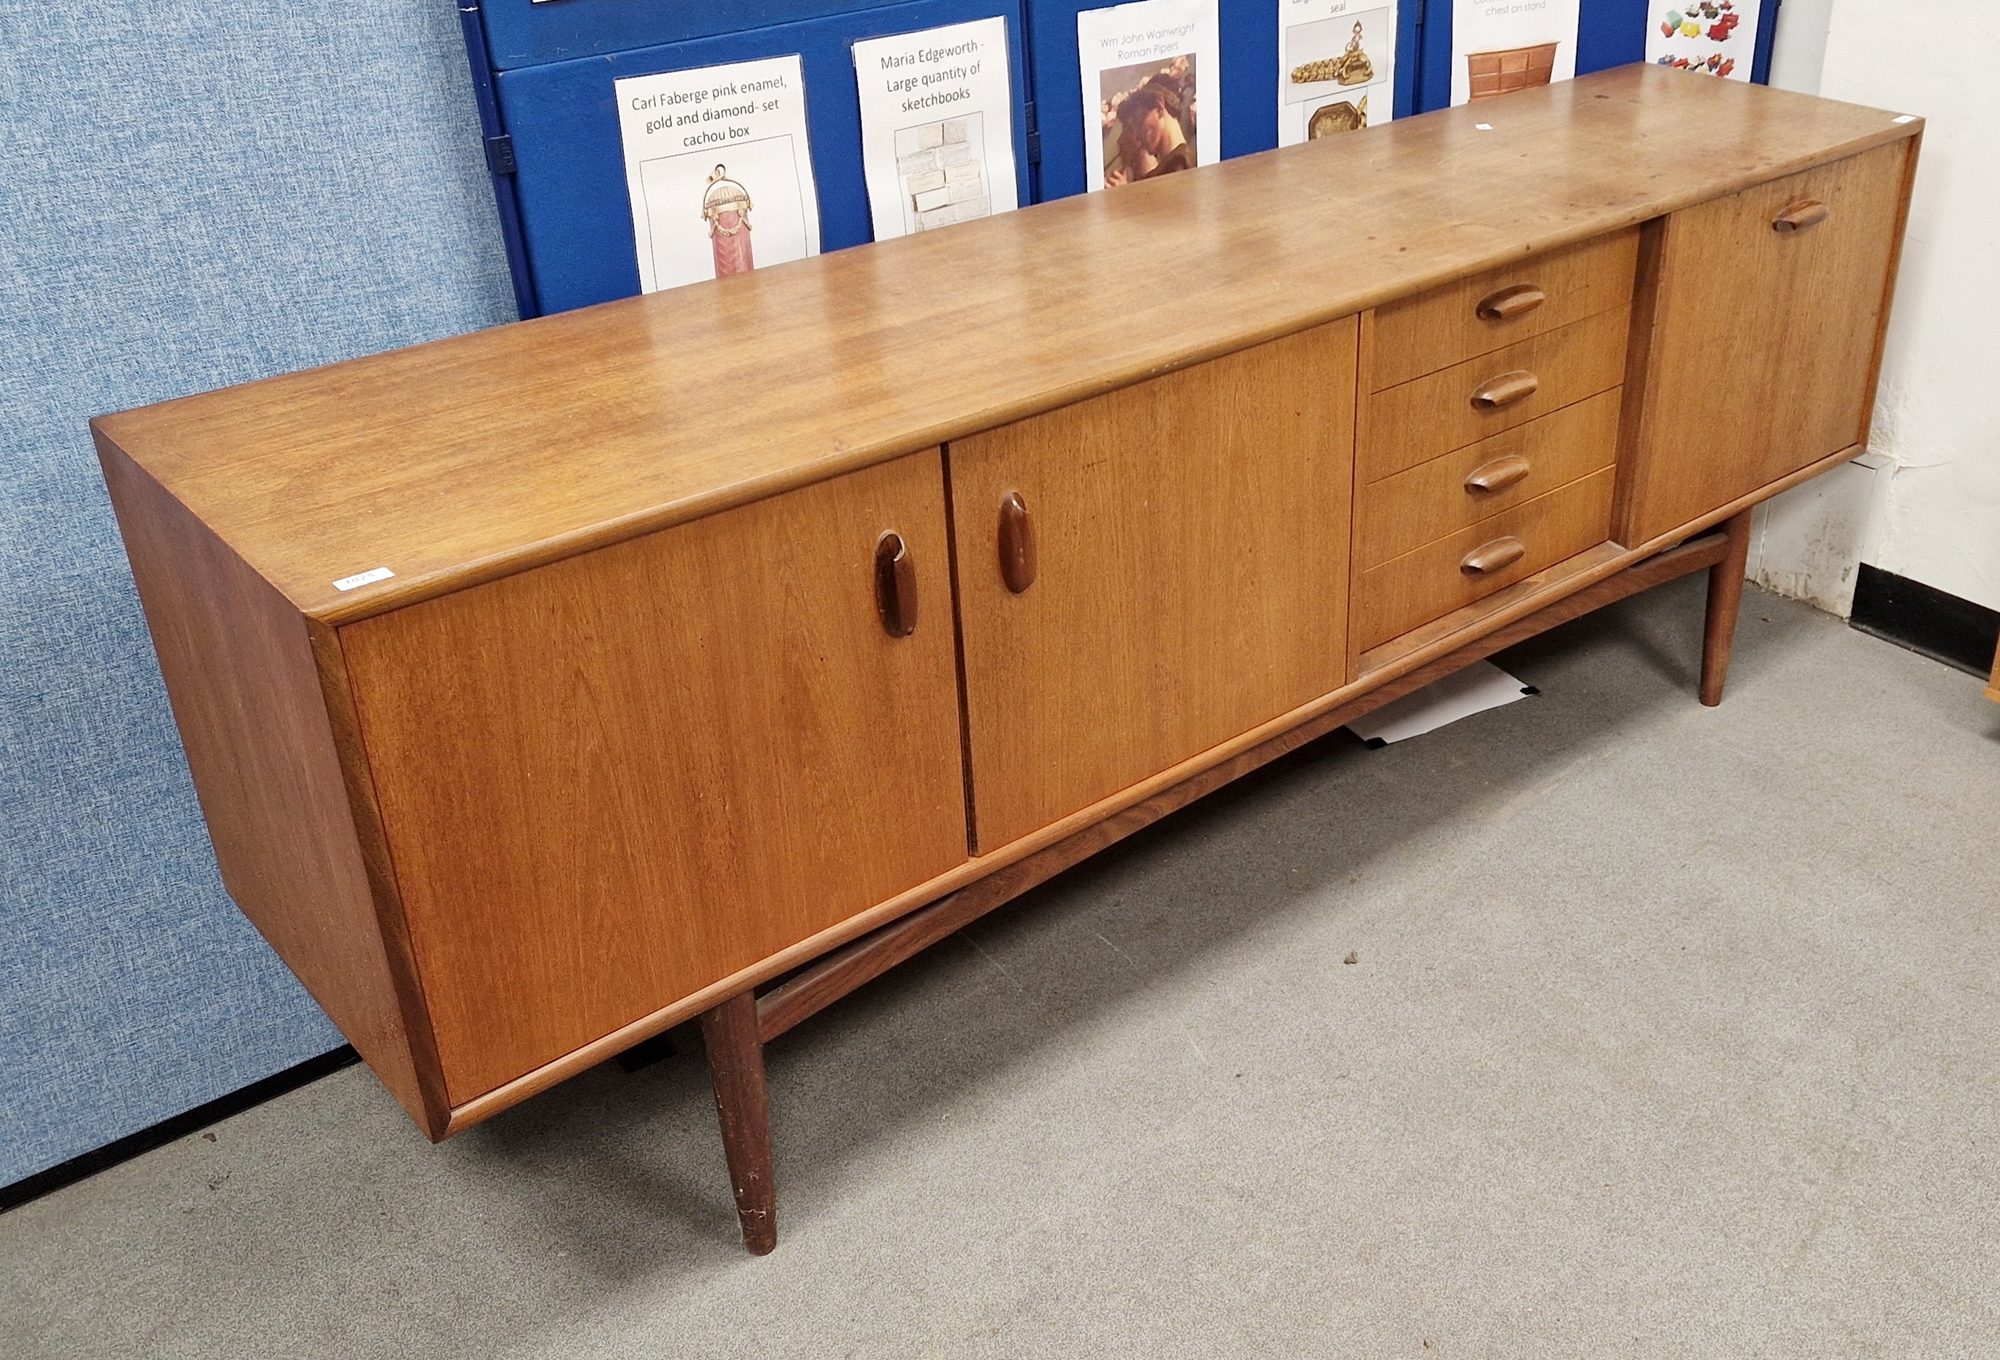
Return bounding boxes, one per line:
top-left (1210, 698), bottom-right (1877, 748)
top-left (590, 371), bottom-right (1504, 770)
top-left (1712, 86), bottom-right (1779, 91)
top-left (91, 65), bottom-right (1919, 624)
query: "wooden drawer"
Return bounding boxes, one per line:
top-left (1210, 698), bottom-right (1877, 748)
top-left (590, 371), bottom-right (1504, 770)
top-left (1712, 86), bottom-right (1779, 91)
top-left (1362, 306), bottom-right (1629, 482)
top-left (1352, 465), bottom-right (1615, 652)
top-left (1371, 229), bottom-right (1638, 390)
top-left (1356, 389), bottom-right (1620, 570)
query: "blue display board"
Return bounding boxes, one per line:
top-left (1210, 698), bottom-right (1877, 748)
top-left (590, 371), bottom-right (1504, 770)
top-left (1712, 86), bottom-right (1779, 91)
top-left (460, 0), bottom-right (1779, 316)
top-left (480, 0), bottom-right (1031, 315)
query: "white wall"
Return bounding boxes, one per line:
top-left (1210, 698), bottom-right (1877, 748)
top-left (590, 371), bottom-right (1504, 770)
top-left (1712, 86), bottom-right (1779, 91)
top-left (1767, 0), bottom-right (1833, 95)
top-left (1746, 0), bottom-right (2000, 616)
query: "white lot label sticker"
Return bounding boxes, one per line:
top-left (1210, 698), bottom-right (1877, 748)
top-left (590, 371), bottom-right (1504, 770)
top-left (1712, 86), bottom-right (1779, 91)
top-left (333, 567), bottom-right (395, 591)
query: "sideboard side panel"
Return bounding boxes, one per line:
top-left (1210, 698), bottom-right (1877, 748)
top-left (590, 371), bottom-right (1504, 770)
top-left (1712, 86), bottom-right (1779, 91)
top-left (341, 451), bottom-right (969, 1105)
top-left (93, 438), bottom-right (437, 1132)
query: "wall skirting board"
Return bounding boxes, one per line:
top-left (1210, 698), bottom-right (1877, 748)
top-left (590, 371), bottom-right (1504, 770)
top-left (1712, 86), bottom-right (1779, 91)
top-left (1849, 565), bottom-right (2000, 679)
top-left (0, 1048), bottom-right (358, 1214)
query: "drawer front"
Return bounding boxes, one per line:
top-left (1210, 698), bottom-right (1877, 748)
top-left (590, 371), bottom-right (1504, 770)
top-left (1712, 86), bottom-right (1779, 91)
top-left (1353, 465), bottom-right (1615, 652)
top-left (1363, 306), bottom-right (1629, 482)
top-left (1371, 229), bottom-right (1638, 390)
top-left (1356, 389), bottom-right (1620, 570)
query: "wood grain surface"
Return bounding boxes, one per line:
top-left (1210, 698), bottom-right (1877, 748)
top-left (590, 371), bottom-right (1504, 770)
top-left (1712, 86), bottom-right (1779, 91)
top-left (1618, 140), bottom-right (1914, 544)
top-left (89, 68), bottom-right (1921, 624)
top-left (1363, 307), bottom-right (1629, 482)
top-left (339, 452), bottom-right (968, 1103)
top-left (1352, 465), bottom-right (1615, 653)
top-left (94, 441), bottom-right (442, 1131)
top-left (1370, 229), bottom-right (1637, 390)
top-left (1356, 388), bottom-right (1621, 568)
top-left (950, 319), bottom-right (1357, 851)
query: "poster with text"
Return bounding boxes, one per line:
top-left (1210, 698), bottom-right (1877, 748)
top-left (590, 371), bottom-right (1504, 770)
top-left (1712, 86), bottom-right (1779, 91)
top-left (1077, 0), bottom-right (1220, 192)
top-left (1644, 0), bottom-right (1761, 81)
top-left (614, 55), bottom-right (820, 294)
top-left (1278, 0), bottom-right (1397, 146)
top-left (853, 17), bottom-right (1020, 239)
top-left (1449, 0), bottom-right (1580, 107)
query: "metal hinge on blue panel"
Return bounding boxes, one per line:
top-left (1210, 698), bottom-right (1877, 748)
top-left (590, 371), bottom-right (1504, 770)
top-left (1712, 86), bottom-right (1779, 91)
top-left (486, 133), bottom-right (517, 176)
top-left (1024, 100), bottom-right (1040, 166)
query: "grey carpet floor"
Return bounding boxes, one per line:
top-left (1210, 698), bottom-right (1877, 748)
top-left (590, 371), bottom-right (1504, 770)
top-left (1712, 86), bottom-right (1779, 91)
top-left (6, 577), bottom-right (1998, 1359)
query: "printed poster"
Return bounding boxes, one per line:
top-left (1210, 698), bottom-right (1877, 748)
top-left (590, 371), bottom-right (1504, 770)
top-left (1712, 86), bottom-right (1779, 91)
top-left (614, 56), bottom-right (821, 294)
top-left (1278, 0), bottom-right (1398, 146)
top-left (1645, 0), bottom-right (1762, 81)
top-left (1449, 0), bottom-right (1581, 107)
top-left (1076, 0), bottom-right (1221, 192)
top-left (852, 17), bottom-right (1020, 240)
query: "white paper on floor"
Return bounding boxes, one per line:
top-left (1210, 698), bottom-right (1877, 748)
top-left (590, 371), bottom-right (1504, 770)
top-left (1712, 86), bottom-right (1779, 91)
top-left (1346, 659), bottom-right (1536, 746)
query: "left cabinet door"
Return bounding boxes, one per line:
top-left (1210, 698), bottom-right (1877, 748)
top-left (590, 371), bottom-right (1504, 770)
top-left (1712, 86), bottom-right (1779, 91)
top-left (338, 452), bottom-right (968, 1106)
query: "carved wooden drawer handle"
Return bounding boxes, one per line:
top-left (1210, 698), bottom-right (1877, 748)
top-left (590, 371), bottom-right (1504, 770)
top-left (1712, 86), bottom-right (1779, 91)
top-left (1476, 283), bottom-right (1546, 321)
top-left (1772, 199), bottom-right (1831, 233)
top-left (1470, 370), bottom-right (1539, 410)
top-left (998, 491), bottom-right (1037, 594)
top-left (874, 531), bottom-right (918, 637)
top-left (1460, 536), bottom-right (1527, 575)
top-left (1464, 454), bottom-right (1532, 493)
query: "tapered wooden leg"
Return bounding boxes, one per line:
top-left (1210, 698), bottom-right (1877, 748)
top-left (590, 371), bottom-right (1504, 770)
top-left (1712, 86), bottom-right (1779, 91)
top-left (699, 991), bottom-right (777, 1255)
top-left (1700, 508), bottom-right (1755, 707)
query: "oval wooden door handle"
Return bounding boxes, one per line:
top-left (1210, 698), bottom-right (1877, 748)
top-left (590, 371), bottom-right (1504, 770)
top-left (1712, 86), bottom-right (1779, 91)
top-left (1460, 536), bottom-right (1526, 575)
top-left (874, 531), bottom-right (918, 637)
top-left (1470, 370), bottom-right (1539, 410)
top-left (1772, 199), bottom-right (1831, 233)
top-left (1464, 453), bottom-right (1531, 493)
top-left (1476, 283), bottom-right (1546, 321)
top-left (998, 491), bottom-right (1037, 594)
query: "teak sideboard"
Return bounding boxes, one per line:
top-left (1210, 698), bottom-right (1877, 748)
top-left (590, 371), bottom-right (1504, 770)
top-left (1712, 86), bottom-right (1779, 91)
top-left (95, 67), bottom-right (1919, 1254)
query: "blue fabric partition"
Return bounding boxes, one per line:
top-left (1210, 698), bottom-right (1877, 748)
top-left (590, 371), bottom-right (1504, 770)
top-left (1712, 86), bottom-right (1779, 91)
top-left (494, 0), bottom-right (1032, 315)
top-left (0, 0), bottom-right (515, 1186)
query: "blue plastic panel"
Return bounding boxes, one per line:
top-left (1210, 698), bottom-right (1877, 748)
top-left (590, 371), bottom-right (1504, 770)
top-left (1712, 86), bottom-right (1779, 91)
top-left (1414, 0), bottom-right (1780, 113)
top-left (496, 0), bottom-right (1030, 314)
top-left (481, 0), bottom-right (919, 70)
top-left (1028, 0), bottom-right (1420, 202)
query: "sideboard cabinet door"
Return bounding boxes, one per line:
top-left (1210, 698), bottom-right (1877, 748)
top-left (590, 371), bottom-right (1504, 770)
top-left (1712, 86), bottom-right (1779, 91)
top-left (338, 452), bottom-right (968, 1105)
top-left (950, 319), bottom-right (1358, 852)
top-left (1619, 139), bottom-right (1914, 545)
